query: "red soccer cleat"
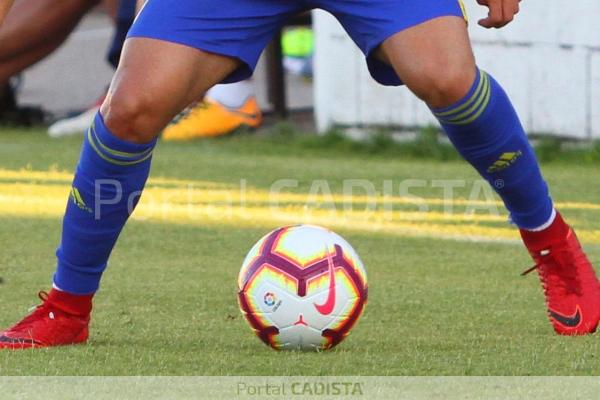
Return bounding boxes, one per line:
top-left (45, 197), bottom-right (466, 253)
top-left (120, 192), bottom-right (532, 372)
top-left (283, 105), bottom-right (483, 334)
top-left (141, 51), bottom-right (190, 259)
top-left (0, 289), bottom-right (92, 349)
top-left (520, 212), bottom-right (600, 335)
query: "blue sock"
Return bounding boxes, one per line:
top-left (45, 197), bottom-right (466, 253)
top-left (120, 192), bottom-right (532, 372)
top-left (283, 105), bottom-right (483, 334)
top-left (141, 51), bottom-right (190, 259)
top-left (431, 68), bottom-right (553, 229)
top-left (54, 113), bottom-right (156, 294)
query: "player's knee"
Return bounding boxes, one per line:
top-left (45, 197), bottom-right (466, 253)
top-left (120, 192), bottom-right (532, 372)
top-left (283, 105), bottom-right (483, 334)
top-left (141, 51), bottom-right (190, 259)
top-left (100, 93), bottom-right (161, 144)
top-left (412, 64), bottom-right (476, 109)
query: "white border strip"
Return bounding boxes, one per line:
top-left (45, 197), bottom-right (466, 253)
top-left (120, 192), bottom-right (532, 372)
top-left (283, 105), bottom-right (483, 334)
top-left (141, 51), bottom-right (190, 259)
top-left (1, 376), bottom-right (598, 400)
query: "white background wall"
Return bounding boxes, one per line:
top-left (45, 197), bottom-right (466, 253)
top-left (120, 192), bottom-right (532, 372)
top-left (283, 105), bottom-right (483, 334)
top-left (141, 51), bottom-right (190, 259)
top-left (314, 1), bottom-right (600, 139)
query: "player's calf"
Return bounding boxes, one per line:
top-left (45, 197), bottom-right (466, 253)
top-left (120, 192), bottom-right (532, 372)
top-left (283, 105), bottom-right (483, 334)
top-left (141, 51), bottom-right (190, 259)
top-left (380, 18), bottom-right (600, 334)
top-left (426, 67), bottom-right (600, 334)
top-left (425, 67), bottom-right (600, 334)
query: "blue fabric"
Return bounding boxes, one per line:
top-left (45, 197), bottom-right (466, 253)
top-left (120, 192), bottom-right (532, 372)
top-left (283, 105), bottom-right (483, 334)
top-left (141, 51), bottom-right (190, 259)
top-left (107, 0), bottom-right (137, 68)
top-left (54, 113), bottom-right (156, 294)
top-left (432, 69), bottom-right (554, 229)
top-left (127, 0), bottom-right (465, 85)
top-left (117, 0), bottom-right (137, 20)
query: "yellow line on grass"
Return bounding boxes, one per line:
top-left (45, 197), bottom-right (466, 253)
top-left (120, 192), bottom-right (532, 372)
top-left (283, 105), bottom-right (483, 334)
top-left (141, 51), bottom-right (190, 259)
top-left (3, 172), bottom-right (600, 244)
top-left (0, 168), bottom-right (235, 189)
top-left (3, 168), bottom-right (600, 211)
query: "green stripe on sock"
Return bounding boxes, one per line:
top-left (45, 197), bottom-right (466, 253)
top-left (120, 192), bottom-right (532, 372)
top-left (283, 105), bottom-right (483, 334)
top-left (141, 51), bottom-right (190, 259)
top-left (87, 129), bottom-right (153, 166)
top-left (453, 81), bottom-right (492, 125)
top-left (444, 73), bottom-right (491, 124)
top-left (91, 121), bottom-right (153, 160)
top-left (434, 70), bottom-right (486, 119)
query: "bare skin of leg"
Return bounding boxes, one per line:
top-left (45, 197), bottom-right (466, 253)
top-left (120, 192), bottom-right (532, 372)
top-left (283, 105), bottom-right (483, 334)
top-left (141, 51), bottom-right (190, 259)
top-left (100, 37), bottom-right (241, 143)
top-left (377, 16), bottom-right (476, 109)
top-left (103, 0), bottom-right (121, 20)
top-left (0, 34), bottom-right (75, 86)
top-left (0, 0), bottom-right (99, 85)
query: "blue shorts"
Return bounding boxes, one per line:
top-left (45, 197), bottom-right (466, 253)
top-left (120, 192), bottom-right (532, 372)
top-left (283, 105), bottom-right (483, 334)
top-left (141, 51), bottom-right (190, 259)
top-left (128, 0), bottom-right (466, 86)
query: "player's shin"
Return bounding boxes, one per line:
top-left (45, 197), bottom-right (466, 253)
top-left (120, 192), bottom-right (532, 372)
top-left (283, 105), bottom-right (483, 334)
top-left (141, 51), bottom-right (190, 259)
top-left (54, 112), bottom-right (157, 295)
top-left (431, 68), bottom-right (600, 334)
top-left (430, 68), bottom-right (553, 230)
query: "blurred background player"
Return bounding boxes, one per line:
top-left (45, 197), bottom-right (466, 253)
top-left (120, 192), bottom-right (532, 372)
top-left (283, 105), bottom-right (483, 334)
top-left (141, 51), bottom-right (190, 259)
top-left (0, 0), bottom-right (262, 138)
top-left (50, 0), bottom-right (263, 139)
top-left (46, 0), bottom-right (135, 137)
top-left (0, 0), bottom-right (104, 126)
top-left (0, 0), bottom-right (123, 127)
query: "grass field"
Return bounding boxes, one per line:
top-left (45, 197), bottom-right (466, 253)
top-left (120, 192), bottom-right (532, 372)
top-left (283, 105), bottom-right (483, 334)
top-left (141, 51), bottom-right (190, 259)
top-left (1, 127), bottom-right (600, 376)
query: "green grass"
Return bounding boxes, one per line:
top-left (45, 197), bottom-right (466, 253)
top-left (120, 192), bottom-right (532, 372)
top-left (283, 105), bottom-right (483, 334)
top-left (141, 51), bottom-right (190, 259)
top-left (1, 127), bottom-right (600, 376)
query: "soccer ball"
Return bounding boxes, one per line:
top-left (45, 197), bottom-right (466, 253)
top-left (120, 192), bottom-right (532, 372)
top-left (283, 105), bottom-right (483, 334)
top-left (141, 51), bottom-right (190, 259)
top-left (238, 225), bottom-right (368, 351)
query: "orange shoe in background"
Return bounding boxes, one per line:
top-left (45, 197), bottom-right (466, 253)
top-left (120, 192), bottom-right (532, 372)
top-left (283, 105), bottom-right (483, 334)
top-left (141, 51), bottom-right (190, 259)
top-left (162, 96), bottom-right (262, 141)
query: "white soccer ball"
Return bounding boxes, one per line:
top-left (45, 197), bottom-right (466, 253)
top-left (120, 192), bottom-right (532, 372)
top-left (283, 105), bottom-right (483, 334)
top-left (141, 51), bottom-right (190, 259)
top-left (238, 225), bottom-right (368, 351)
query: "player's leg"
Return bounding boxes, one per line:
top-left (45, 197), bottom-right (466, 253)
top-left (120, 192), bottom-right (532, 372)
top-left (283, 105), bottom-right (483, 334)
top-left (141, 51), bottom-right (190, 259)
top-left (325, 0), bottom-right (600, 335)
top-left (101, 39), bottom-right (240, 141)
top-left (0, 38), bottom-right (240, 349)
top-left (376, 17), bottom-right (475, 108)
top-left (379, 17), bottom-right (559, 231)
top-left (378, 16), bottom-right (600, 335)
top-left (1, 0), bottom-right (298, 349)
top-left (62, 37), bottom-right (239, 293)
top-left (329, 4), bottom-right (554, 232)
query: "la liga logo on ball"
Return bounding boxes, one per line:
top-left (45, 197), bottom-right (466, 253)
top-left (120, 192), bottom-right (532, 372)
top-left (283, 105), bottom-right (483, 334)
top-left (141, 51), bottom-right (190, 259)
top-left (263, 292), bottom-right (277, 307)
top-left (238, 225), bottom-right (368, 351)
